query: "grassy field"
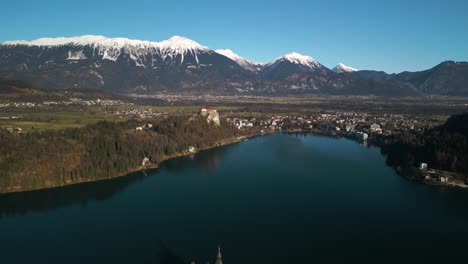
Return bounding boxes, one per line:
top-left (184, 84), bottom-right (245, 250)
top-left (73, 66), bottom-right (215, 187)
top-left (105, 104), bottom-right (240, 113)
top-left (0, 109), bottom-right (126, 131)
top-left (3, 93), bottom-right (466, 132)
top-left (0, 105), bottom-right (243, 132)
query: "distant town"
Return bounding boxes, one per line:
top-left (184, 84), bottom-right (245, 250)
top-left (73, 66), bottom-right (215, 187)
top-left (0, 92), bottom-right (466, 189)
top-left (227, 111), bottom-right (439, 139)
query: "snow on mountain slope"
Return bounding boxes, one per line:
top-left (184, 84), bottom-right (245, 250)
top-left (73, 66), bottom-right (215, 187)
top-left (260, 52), bottom-right (329, 81)
top-left (3, 35), bottom-right (211, 65)
top-left (215, 49), bottom-right (263, 71)
top-left (333, 63), bottom-right (358, 73)
top-left (268, 52), bottom-right (322, 69)
top-left (154, 36), bottom-right (209, 64)
top-left (3, 35), bottom-right (208, 50)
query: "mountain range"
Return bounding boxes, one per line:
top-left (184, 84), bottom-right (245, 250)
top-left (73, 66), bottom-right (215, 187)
top-left (1, 35), bottom-right (467, 96)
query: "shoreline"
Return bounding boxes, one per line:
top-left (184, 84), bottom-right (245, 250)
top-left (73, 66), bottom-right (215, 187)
top-left (0, 131), bottom-right (268, 194)
top-left (283, 129), bottom-right (468, 189)
top-left (2, 129), bottom-right (466, 194)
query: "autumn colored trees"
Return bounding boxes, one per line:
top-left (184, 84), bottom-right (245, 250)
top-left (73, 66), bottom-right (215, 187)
top-left (0, 115), bottom-right (244, 192)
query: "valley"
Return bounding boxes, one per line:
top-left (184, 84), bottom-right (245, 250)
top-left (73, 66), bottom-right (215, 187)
top-left (1, 80), bottom-right (468, 193)
top-left (2, 1), bottom-right (468, 263)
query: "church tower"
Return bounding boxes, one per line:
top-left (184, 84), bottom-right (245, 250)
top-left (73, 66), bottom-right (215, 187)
top-left (215, 245), bottom-right (223, 264)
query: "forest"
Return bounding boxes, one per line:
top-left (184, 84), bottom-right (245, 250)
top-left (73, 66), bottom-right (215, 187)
top-left (381, 113), bottom-right (468, 181)
top-left (0, 114), bottom-right (246, 193)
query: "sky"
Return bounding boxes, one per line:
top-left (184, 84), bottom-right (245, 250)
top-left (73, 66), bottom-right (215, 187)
top-left (1, 0), bottom-right (467, 73)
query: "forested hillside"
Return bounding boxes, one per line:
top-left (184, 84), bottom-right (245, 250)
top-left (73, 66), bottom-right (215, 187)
top-left (0, 115), bottom-right (244, 193)
top-left (381, 113), bottom-right (468, 179)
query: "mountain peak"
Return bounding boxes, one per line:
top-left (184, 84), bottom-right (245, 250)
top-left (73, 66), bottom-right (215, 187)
top-left (3, 35), bottom-right (110, 46)
top-left (2, 35), bottom-right (209, 51)
top-left (333, 63), bottom-right (357, 73)
top-left (274, 52), bottom-right (320, 68)
top-left (161, 36), bottom-right (208, 51)
top-left (167, 35), bottom-right (190, 41)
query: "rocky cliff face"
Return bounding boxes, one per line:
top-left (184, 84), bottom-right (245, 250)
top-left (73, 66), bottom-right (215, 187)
top-left (200, 108), bottom-right (220, 126)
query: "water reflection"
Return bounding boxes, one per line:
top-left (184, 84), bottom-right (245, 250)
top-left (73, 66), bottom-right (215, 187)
top-left (0, 171), bottom-right (148, 218)
top-left (164, 145), bottom-right (228, 175)
top-left (0, 144), bottom-right (231, 217)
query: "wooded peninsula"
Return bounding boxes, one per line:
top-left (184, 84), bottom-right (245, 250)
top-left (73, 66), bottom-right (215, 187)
top-left (0, 114), bottom-right (253, 193)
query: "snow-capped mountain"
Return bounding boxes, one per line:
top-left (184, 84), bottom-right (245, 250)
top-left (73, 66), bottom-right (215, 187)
top-left (261, 52), bottom-right (329, 80)
top-left (215, 49), bottom-right (263, 71)
top-left (3, 35), bottom-right (213, 66)
top-left (268, 52), bottom-right (322, 69)
top-left (0, 35), bottom-right (254, 92)
top-left (1, 35), bottom-right (467, 96)
top-left (333, 63), bottom-right (358, 73)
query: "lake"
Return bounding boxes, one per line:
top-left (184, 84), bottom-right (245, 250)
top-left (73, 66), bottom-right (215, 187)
top-left (1, 133), bottom-right (468, 264)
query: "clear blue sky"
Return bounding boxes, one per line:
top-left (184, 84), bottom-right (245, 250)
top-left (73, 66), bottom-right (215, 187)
top-left (1, 0), bottom-right (467, 73)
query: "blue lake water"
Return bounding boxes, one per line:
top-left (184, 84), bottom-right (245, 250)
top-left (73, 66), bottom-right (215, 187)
top-left (1, 133), bottom-right (468, 263)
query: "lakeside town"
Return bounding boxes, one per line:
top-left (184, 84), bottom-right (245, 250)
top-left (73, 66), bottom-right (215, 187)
top-left (225, 110), bottom-right (466, 188)
top-left (1, 96), bottom-right (466, 188)
top-left (227, 111), bottom-right (440, 139)
top-left (128, 106), bottom-right (465, 189)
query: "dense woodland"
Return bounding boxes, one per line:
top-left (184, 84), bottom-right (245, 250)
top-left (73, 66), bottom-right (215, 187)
top-left (381, 113), bottom-right (468, 181)
top-left (0, 115), bottom-right (245, 193)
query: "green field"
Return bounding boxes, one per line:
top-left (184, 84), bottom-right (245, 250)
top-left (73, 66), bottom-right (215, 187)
top-left (0, 109), bottom-right (125, 131)
top-left (0, 105), bottom-right (243, 132)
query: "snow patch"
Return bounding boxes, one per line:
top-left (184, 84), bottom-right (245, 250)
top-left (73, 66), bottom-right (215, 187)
top-left (90, 70), bottom-right (104, 85)
top-left (2, 35), bottom-right (212, 66)
top-left (215, 49), bottom-right (263, 71)
top-left (129, 53), bottom-right (145, 68)
top-left (101, 49), bottom-right (120, 61)
top-left (269, 52), bottom-right (320, 69)
top-left (333, 63), bottom-right (358, 73)
top-left (216, 49), bottom-right (244, 61)
top-left (67, 50), bottom-right (87, 60)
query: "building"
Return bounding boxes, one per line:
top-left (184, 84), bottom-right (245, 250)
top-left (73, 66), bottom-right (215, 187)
top-left (370, 123), bottom-right (380, 130)
top-left (141, 157), bottom-right (150, 167)
top-left (419, 163), bottom-right (428, 170)
top-left (370, 123), bottom-right (382, 133)
top-left (355, 132), bottom-right (368, 141)
top-left (236, 119), bottom-right (243, 129)
top-left (191, 246), bottom-right (223, 264)
top-left (200, 107), bottom-right (220, 126)
top-left (362, 132), bottom-right (368, 140)
top-left (345, 123), bottom-right (355, 132)
top-left (215, 245), bottom-right (223, 264)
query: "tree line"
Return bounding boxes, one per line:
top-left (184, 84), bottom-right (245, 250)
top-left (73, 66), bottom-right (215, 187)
top-left (0, 115), bottom-right (245, 192)
top-left (380, 113), bottom-right (468, 181)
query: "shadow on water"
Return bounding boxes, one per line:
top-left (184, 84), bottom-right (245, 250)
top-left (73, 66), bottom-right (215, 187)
top-left (0, 142), bottom-right (233, 218)
top-left (162, 143), bottom-right (230, 175)
top-left (0, 170), bottom-right (149, 218)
